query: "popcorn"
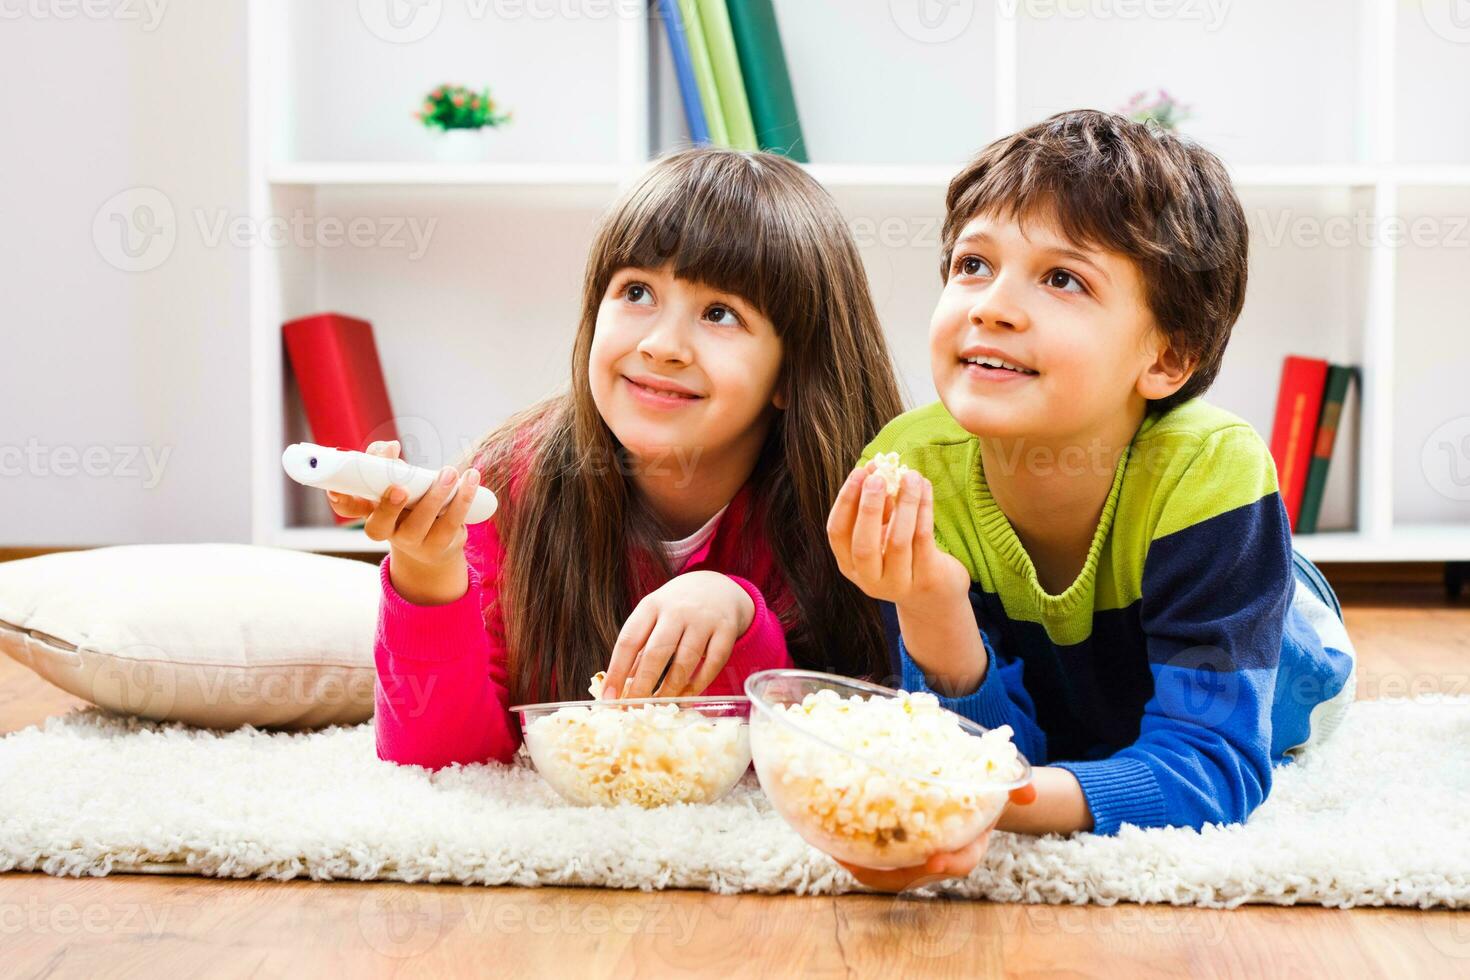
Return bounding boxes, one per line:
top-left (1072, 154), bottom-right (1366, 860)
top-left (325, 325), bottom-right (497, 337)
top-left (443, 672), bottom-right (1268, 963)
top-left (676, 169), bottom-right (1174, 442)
top-left (870, 452), bottom-right (911, 498)
top-left (750, 689), bottom-right (1027, 869)
top-left (520, 673), bottom-right (750, 808)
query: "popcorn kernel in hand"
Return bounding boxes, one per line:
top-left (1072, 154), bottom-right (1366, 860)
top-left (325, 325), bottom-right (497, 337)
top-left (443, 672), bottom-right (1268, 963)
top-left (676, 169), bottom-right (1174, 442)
top-left (870, 452), bottom-right (912, 498)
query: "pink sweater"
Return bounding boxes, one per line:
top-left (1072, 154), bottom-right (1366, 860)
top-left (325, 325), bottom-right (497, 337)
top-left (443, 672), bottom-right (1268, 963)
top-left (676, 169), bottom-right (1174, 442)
top-left (373, 485), bottom-right (795, 769)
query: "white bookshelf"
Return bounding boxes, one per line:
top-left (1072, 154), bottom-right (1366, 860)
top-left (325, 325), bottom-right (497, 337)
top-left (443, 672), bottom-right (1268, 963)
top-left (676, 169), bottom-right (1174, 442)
top-left (248, 0), bottom-right (1470, 563)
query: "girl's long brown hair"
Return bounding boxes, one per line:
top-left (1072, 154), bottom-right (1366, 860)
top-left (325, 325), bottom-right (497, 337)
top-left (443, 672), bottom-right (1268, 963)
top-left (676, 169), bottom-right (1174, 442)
top-left (461, 148), bottom-right (904, 707)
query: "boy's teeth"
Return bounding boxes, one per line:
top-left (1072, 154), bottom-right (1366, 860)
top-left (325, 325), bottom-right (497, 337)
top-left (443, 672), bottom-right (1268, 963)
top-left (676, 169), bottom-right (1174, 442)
top-left (966, 356), bottom-right (1036, 375)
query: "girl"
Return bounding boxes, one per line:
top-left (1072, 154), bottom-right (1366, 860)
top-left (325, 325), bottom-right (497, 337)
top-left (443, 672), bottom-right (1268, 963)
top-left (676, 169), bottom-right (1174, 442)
top-left (327, 147), bottom-right (905, 769)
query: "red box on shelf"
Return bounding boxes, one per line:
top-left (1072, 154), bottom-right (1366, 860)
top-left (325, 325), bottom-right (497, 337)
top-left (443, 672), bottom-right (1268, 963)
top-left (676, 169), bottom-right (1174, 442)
top-left (282, 312), bottom-right (398, 525)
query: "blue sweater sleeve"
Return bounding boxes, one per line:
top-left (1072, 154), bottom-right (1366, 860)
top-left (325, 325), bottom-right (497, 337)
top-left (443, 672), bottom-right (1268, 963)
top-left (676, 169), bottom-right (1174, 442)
top-left (890, 594), bottom-right (1049, 765)
top-left (1053, 431), bottom-right (1292, 835)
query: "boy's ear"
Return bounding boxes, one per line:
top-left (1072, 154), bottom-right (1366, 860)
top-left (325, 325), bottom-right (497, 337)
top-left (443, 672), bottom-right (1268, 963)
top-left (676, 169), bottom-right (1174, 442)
top-left (1137, 335), bottom-right (1196, 401)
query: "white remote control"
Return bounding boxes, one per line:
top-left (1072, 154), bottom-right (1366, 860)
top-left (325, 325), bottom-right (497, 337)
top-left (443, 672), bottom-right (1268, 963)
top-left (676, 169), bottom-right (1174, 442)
top-left (281, 442), bottom-right (498, 524)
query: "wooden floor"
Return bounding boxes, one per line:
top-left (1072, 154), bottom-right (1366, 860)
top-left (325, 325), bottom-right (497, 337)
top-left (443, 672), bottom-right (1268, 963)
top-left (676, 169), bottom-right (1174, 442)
top-left (1, 563), bottom-right (1467, 977)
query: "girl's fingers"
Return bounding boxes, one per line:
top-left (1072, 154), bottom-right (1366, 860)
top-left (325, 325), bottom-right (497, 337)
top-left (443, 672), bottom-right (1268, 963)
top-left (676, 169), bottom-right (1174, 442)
top-left (605, 600), bottom-right (658, 698)
top-left (326, 491), bottom-right (373, 520)
top-left (825, 467), bottom-right (867, 573)
top-left (423, 468), bottom-right (479, 553)
top-left (623, 617), bottom-right (686, 700)
top-left (362, 485), bottom-right (409, 541)
top-left (684, 623), bottom-right (737, 696)
top-left (397, 465), bottom-right (461, 546)
top-left (848, 473), bottom-right (889, 584)
top-left (652, 624), bottom-right (711, 698)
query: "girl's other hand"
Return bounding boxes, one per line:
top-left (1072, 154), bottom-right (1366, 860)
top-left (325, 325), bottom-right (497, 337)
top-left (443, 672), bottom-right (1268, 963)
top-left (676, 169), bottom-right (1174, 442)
top-left (602, 570), bottom-right (755, 700)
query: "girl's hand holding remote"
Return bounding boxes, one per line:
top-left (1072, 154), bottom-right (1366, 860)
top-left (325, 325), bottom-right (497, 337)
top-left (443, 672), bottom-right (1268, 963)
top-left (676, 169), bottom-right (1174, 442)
top-left (324, 439), bottom-right (483, 606)
top-left (600, 570), bottom-right (756, 700)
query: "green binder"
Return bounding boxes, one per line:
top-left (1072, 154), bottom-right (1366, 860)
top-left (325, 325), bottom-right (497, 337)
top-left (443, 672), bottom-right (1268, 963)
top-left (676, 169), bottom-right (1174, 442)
top-left (695, 0), bottom-right (759, 150)
top-left (1296, 364), bottom-right (1357, 534)
top-left (726, 0), bottom-right (807, 161)
top-left (677, 0), bottom-right (729, 146)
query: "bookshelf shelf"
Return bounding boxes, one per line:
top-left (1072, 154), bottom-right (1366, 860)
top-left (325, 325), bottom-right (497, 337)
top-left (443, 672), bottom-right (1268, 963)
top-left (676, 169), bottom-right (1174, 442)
top-left (266, 162), bottom-right (1400, 191)
top-left (248, 0), bottom-right (1469, 564)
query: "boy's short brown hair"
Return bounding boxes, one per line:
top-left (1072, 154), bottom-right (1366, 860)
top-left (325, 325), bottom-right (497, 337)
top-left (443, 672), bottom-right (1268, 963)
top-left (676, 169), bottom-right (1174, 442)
top-left (941, 109), bottom-right (1248, 416)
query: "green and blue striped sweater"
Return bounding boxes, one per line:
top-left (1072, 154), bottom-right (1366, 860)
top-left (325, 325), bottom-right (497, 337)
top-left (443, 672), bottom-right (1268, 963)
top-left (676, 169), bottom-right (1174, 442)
top-left (861, 398), bottom-right (1356, 835)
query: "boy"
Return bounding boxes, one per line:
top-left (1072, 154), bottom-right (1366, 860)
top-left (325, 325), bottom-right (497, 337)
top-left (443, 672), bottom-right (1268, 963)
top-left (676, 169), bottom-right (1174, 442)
top-left (827, 110), bottom-right (1357, 890)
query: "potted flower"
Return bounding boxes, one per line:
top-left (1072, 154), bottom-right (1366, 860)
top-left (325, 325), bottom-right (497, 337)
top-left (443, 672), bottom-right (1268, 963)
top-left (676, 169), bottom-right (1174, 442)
top-left (1117, 89), bottom-right (1192, 131)
top-left (416, 83), bottom-right (512, 163)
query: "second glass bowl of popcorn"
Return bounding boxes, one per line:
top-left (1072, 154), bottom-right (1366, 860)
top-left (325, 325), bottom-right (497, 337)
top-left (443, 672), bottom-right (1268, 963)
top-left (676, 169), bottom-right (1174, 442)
top-left (511, 683), bottom-right (752, 808)
top-left (745, 669), bottom-right (1032, 870)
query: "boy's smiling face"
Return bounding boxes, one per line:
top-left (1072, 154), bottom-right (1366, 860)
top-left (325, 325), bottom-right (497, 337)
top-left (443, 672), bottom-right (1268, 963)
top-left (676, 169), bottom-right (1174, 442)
top-left (931, 206), bottom-right (1186, 442)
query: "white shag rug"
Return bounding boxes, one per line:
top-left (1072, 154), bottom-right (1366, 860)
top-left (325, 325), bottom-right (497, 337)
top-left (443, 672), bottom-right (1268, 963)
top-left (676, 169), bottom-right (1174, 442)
top-left (2, 697), bottom-right (1468, 909)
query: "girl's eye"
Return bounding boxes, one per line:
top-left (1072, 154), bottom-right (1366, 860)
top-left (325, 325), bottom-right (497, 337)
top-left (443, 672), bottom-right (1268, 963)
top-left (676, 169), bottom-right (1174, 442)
top-left (704, 304), bottom-right (743, 328)
top-left (954, 255), bottom-right (990, 277)
top-left (1045, 269), bottom-right (1086, 294)
top-left (622, 282), bottom-right (654, 305)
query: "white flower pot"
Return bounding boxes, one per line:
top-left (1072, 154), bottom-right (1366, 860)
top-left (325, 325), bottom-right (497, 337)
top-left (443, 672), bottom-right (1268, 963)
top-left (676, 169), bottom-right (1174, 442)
top-left (431, 128), bottom-right (490, 163)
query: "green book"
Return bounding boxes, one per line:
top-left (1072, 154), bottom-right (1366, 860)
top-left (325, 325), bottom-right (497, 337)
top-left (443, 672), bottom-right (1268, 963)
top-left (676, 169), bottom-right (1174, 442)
top-left (1296, 364), bottom-right (1357, 534)
top-left (677, 0), bottom-right (729, 146)
top-left (726, 0), bottom-right (807, 161)
top-left (695, 0), bottom-right (759, 150)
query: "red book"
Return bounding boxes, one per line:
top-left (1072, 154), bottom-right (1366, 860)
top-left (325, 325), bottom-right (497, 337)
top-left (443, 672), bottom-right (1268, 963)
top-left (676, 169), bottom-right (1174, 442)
top-left (282, 312), bottom-right (398, 525)
top-left (1268, 355), bottom-right (1330, 531)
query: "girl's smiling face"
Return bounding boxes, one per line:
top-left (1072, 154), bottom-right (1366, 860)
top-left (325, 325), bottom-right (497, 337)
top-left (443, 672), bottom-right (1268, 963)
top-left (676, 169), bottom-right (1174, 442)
top-left (590, 264), bottom-right (785, 464)
top-left (931, 208), bottom-right (1178, 442)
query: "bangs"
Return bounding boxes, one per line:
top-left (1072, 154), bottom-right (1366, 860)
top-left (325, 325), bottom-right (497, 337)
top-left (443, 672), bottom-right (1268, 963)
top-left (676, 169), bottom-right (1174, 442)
top-left (590, 152), bottom-right (822, 336)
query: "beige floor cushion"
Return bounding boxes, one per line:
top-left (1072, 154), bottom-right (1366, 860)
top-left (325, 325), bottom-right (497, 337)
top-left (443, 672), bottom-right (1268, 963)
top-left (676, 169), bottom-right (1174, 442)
top-left (0, 544), bottom-right (379, 730)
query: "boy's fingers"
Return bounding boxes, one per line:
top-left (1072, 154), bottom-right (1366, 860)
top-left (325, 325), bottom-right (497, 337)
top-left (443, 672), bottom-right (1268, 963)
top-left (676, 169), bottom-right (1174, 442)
top-left (1009, 784), bottom-right (1037, 806)
top-left (605, 600), bottom-right (658, 697)
top-left (882, 472), bottom-right (921, 578)
top-left (849, 474), bottom-right (889, 583)
top-left (826, 468), bottom-right (866, 572)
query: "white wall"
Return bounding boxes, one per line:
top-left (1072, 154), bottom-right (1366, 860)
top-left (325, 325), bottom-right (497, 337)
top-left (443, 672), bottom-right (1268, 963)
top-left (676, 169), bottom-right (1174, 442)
top-left (0, 0), bottom-right (251, 546)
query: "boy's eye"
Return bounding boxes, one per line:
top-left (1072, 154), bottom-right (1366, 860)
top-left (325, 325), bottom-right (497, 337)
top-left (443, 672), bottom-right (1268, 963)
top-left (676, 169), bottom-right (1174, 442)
top-left (1045, 269), bottom-right (1086, 294)
top-left (622, 282), bottom-right (654, 305)
top-left (705, 304), bottom-right (743, 328)
top-left (955, 255), bottom-right (990, 277)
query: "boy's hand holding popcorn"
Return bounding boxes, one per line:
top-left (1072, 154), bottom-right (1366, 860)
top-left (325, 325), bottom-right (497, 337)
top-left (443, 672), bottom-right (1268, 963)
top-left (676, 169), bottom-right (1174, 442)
top-left (827, 459), bottom-right (984, 696)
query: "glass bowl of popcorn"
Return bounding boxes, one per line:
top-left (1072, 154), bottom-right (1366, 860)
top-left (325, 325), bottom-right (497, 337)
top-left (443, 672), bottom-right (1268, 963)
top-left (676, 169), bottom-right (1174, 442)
top-left (745, 669), bottom-right (1032, 870)
top-left (511, 673), bottom-right (752, 808)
